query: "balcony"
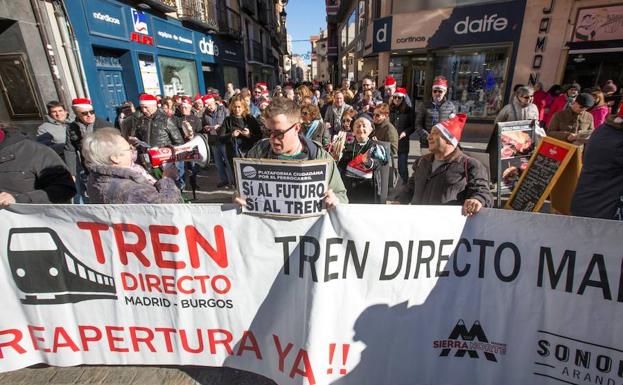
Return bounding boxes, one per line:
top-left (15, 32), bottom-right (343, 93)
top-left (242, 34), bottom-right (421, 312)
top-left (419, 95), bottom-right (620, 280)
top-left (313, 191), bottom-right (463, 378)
top-left (250, 39), bottom-right (264, 63)
top-left (257, 2), bottom-right (269, 26)
top-left (266, 53), bottom-right (278, 67)
top-left (177, 0), bottom-right (219, 31)
top-left (216, 5), bottom-right (242, 40)
top-left (240, 0), bottom-right (256, 15)
top-left (133, 0), bottom-right (176, 13)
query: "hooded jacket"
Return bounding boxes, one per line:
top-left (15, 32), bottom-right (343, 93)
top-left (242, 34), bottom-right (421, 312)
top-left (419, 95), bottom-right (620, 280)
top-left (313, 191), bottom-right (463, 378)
top-left (36, 115), bottom-right (69, 157)
top-left (571, 116), bottom-right (623, 220)
top-left (0, 129), bottom-right (75, 203)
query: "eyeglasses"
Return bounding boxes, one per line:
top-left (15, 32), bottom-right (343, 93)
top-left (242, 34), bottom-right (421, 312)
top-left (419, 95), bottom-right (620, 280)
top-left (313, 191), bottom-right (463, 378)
top-left (432, 89), bottom-right (445, 94)
top-left (268, 122), bottom-right (297, 139)
top-left (342, 118), bottom-right (353, 123)
top-left (373, 113), bottom-right (384, 118)
top-left (80, 110), bottom-right (95, 116)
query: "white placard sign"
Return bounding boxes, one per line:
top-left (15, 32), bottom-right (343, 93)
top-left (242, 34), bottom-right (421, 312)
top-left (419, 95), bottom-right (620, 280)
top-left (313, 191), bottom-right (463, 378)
top-left (234, 158), bottom-right (330, 218)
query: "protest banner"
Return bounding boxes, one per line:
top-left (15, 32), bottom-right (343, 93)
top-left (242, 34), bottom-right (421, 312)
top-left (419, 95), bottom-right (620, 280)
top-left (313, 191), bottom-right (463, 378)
top-left (1, 204), bottom-right (622, 385)
top-left (234, 158), bottom-right (330, 218)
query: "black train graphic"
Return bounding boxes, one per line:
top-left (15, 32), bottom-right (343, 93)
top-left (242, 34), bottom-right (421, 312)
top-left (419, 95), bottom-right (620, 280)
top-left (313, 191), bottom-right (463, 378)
top-left (8, 227), bottom-right (117, 304)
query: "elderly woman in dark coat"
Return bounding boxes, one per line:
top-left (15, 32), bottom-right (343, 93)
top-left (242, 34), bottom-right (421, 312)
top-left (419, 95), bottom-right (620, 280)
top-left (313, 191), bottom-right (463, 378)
top-left (82, 127), bottom-right (183, 204)
top-left (389, 87), bottom-right (415, 182)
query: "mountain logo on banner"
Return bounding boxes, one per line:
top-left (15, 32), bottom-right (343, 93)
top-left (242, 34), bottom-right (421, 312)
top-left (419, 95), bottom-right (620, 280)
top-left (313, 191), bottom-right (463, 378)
top-left (433, 320), bottom-right (506, 362)
top-left (7, 227), bottom-right (117, 305)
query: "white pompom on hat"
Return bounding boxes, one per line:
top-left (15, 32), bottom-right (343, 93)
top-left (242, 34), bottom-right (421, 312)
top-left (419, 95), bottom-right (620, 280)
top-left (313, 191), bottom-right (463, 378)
top-left (434, 113), bottom-right (467, 147)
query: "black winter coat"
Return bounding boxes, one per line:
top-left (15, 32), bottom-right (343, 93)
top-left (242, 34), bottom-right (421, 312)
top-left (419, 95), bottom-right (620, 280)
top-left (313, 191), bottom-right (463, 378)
top-left (219, 115), bottom-right (262, 155)
top-left (571, 118), bottom-right (623, 220)
top-left (64, 117), bottom-right (109, 176)
top-left (389, 104), bottom-right (415, 154)
top-left (0, 129), bottom-right (75, 203)
top-left (134, 109), bottom-right (184, 148)
top-left (399, 147), bottom-right (493, 207)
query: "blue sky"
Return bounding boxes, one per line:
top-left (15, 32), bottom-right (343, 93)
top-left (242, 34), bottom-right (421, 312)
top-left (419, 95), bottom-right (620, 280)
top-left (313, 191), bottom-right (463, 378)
top-left (286, 0), bottom-right (326, 63)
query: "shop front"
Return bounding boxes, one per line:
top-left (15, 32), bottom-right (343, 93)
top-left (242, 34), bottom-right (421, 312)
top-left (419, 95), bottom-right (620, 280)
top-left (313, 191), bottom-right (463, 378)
top-left (66, 0), bottom-right (216, 122)
top-left (563, 3), bottom-right (623, 88)
top-left (373, 0), bottom-right (526, 121)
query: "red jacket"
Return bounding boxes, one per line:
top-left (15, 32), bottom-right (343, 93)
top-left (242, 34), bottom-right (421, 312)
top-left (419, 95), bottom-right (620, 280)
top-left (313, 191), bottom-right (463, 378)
top-left (533, 90), bottom-right (550, 121)
top-left (545, 94), bottom-right (570, 127)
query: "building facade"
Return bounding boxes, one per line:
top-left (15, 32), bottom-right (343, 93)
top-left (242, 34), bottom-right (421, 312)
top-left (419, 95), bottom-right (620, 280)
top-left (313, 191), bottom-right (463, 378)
top-left (310, 29), bottom-right (331, 83)
top-left (513, 0), bottom-right (622, 91)
top-left (0, 0), bottom-right (86, 131)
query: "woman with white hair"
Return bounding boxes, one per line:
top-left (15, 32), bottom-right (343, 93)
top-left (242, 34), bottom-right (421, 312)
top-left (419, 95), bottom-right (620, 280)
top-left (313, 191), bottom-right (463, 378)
top-left (82, 127), bottom-right (182, 204)
top-left (337, 116), bottom-right (388, 203)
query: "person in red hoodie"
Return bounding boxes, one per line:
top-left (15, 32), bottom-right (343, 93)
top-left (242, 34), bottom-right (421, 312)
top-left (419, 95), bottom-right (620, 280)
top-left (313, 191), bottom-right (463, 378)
top-left (532, 82), bottom-right (550, 125)
top-left (589, 89), bottom-right (610, 129)
top-left (545, 83), bottom-right (580, 128)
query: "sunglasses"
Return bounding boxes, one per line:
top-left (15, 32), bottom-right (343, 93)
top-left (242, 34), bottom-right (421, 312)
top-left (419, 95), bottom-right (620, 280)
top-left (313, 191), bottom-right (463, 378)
top-left (392, 95), bottom-right (403, 99)
top-left (432, 89), bottom-right (445, 94)
top-left (520, 95), bottom-right (534, 100)
top-left (268, 122), bottom-right (297, 140)
top-left (80, 110), bottom-right (95, 116)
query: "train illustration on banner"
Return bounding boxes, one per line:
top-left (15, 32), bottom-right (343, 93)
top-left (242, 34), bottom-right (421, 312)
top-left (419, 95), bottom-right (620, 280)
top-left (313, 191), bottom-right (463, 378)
top-left (7, 227), bottom-right (117, 304)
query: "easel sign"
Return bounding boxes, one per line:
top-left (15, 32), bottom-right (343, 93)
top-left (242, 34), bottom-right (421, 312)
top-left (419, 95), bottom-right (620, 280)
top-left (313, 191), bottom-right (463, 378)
top-left (233, 158), bottom-right (330, 218)
top-left (505, 137), bottom-right (578, 212)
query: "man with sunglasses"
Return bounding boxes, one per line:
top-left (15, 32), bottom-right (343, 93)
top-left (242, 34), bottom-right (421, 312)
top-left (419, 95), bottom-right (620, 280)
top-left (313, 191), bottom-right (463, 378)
top-left (353, 76), bottom-right (383, 107)
top-left (64, 98), bottom-right (108, 203)
top-left (241, 97), bottom-right (348, 208)
top-left (494, 86), bottom-right (539, 124)
top-left (415, 76), bottom-right (457, 149)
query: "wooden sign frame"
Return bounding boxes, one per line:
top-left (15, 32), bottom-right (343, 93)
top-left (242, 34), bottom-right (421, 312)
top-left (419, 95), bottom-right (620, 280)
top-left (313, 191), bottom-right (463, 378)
top-left (550, 149), bottom-right (583, 215)
top-left (505, 137), bottom-right (578, 212)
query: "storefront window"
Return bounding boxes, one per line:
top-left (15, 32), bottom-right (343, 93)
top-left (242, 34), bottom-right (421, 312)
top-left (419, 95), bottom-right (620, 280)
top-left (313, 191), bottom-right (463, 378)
top-left (223, 66), bottom-right (240, 89)
top-left (138, 54), bottom-right (161, 96)
top-left (158, 56), bottom-right (198, 97)
top-left (347, 10), bottom-right (357, 45)
top-left (433, 47), bottom-right (509, 119)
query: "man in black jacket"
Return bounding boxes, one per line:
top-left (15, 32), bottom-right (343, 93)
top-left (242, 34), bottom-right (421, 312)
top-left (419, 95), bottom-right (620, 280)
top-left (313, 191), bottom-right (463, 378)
top-left (64, 98), bottom-right (108, 203)
top-left (132, 93), bottom-right (185, 188)
top-left (398, 114), bottom-right (492, 215)
top-left (0, 126), bottom-right (75, 206)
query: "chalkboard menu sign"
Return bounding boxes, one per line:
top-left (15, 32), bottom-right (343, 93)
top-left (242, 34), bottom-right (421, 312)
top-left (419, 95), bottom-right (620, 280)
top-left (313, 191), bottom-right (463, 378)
top-left (505, 137), bottom-right (577, 212)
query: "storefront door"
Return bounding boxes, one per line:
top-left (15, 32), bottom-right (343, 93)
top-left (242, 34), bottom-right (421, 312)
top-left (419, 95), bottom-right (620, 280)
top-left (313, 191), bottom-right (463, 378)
top-left (93, 48), bottom-right (128, 124)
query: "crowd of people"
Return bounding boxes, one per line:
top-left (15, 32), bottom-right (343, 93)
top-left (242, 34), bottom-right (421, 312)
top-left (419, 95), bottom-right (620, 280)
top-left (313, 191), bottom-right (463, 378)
top-left (1, 75), bottom-right (621, 221)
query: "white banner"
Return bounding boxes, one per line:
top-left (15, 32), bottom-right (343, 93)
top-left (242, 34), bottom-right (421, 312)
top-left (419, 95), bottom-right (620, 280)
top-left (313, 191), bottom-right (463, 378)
top-left (1, 204), bottom-right (622, 385)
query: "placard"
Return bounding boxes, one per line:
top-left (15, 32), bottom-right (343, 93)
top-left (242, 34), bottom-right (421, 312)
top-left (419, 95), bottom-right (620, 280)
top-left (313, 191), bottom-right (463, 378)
top-left (486, 120), bottom-right (536, 206)
top-left (234, 158), bottom-right (330, 218)
top-left (505, 137), bottom-right (577, 212)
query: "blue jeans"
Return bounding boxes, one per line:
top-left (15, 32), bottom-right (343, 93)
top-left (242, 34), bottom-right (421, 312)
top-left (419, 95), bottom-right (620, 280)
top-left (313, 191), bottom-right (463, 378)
top-left (211, 143), bottom-right (234, 185)
top-left (176, 161), bottom-right (185, 190)
top-left (398, 152), bottom-right (409, 183)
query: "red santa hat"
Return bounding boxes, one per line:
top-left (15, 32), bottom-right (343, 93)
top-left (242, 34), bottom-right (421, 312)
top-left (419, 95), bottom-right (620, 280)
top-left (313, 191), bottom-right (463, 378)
top-left (139, 94), bottom-right (158, 107)
top-left (434, 113), bottom-right (467, 147)
top-left (193, 93), bottom-right (204, 103)
top-left (202, 94), bottom-right (215, 104)
top-left (432, 76), bottom-right (448, 91)
top-left (256, 82), bottom-right (268, 90)
top-left (180, 96), bottom-right (192, 107)
top-left (384, 76), bottom-right (396, 88)
top-left (615, 102), bottom-right (623, 124)
top-left (72, 98), bottom-right (93, 110)
top-left (394, 87), bottom-right (407, 98)
top-left (0, 127), bottom-right (4, 144)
